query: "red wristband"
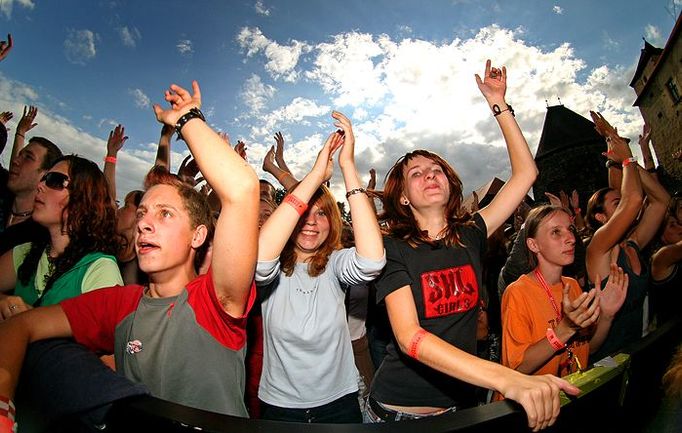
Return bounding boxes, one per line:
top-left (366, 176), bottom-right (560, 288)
top-left (622, 157), bottom-right (636, 168)
top-left (283, 194), bottom-right (308, 217)
top-left (0, 416), bottom-right (14, 433)
top-left (408, 329), bottom-right (428, 359)
top-left (104, 156), bottom-right (117, 164)
top-left (546, 328), bottom-right (566, 351)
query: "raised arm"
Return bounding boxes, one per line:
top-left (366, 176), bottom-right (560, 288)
top-left (628, 165), bottom-right (670, 249)
top-left (274, 131), bottom-right (292, 174)
top-left (334, 111), bottom-right (383, 261)
top-left (476, 60), bottom-right (538, 236)
top-left (103, 124), bottom-right (128, 204)
top-left (0, 34), bottom-right (12, 62)
top-left (155, 124), bottom-right (174, 169)
top-left (10, 105), bottom-right (37, 163)
top-left (263, 143), bottom-right (298, 190)
top-left (153, 81), bottom-right (259, 317)
top-left (586, 115), bottom-right (644, 281)
top-left (258, 131), bottom-right (343, 261)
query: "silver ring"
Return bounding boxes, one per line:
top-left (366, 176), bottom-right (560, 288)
top-left (9, 304), bottom-right (18, 311)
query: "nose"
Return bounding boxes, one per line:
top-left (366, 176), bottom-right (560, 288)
top-left (136, 213), bottom-right (154, 233)
top-left (566, 231), bottom-right (575, 245)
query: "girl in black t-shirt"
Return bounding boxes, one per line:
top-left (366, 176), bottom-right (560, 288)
top-left (368, 59), bottom-right (579, 431)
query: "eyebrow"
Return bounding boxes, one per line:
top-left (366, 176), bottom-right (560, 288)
top-left (138, 203), bottom-right (181, 212)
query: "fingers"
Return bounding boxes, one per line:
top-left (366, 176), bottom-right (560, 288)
top-left (484, 58), bottom-right (491, 76)
top-left (191, 80), bottom-right (201, 104)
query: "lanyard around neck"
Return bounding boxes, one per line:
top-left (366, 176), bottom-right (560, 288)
top-left (533, 269), bottom-right (562, 322)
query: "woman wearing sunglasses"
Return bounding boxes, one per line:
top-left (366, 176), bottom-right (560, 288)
top-left (0, 155), bottom-right (123, 319)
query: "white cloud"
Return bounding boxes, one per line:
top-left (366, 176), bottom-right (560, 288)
top-left (118, 26), bottom-right (141, 48)
top-left (64, 29), bottom-right (97, 65)
top-left (602, 31), bottom-right (620, 50)
top-left (552, 5), bottom-right (563, 14)
top-left (129, 88), bottom-right (150, 109)
top-left (255, 0), bottom-right (270, 16)
top-left (249, 97), bottom-right (330, 138)
top-left (240, 74), bottom-right (276, 113)
top-left (644, 24), bottom-right (664, 45)
top-left (237, 27), bottom-right (311, 82)
top-left (176, 39), bottom-right (193, 56)
top-left (0, 0), bottom-right (34, 18)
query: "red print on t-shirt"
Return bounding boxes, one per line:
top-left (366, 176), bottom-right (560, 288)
top-left (421, 265), bottom-right (479, 318)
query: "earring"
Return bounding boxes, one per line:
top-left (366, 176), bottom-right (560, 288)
top-left (401, 199), bottom-right (410, 206)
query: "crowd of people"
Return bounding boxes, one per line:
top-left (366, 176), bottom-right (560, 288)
top-left (0, 33), bottom-right (680, 433)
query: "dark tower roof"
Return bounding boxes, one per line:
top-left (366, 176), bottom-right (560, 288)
top-left (629, 40), bottom-right (664, 88)
top-left (535, 105), bottom-right (603, 161)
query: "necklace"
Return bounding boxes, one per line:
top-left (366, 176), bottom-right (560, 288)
top-left (427, 226), bottom-right (448, 241)
top-left (11, 209), bottom-right (32, 217)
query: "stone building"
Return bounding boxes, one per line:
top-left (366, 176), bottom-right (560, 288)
top-left (533, 104), bottom-right (608, 209)
top-left (630, 12), bottom-right (682, 191)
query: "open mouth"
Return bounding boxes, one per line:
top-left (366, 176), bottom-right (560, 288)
top-left (137, 240), bottom-right (160, 254)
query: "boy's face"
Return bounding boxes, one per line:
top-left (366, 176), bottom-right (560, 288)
top-left (135, 184), bottom-right (204, 276)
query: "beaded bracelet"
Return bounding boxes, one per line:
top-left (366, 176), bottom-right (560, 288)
top-left (283, 194), bottom-right (308, 216)
top-left (345, 187), bottom-right (366, 199)
top-left (546, 328), bottom-right (566, 351)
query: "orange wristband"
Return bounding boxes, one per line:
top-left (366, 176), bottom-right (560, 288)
top-left (546, 328), bottom-right (566, 351)
top-left (104, 156), bottom-right (117, 164)
top-left (283, 194), bottom-right (308, 216)
top-left (408, 329), bottom-right (428, 359)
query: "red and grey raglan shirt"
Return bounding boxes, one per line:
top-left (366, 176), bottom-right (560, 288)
top-left (60, 269), bottom-right (255, 417)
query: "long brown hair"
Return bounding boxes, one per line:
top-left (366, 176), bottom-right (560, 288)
top-left (18, 155), bottom-right (122, 293)
top-left (280, 185), bottom-right (342, 277)
top-left (381, 149), bottom-right (473, 248)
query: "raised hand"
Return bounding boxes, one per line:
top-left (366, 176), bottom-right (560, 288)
top-left (638, 123), bottom-right (651, 147)
top-left (569, 190), bottom-right (580, 211)
top-left (235, 140), bottom-right (247, 160)
top-left (595, 264), bottom-right (628, 319)
top-left (273, 131), bottom-right (291, 173)
top-left (331, 111), bottom-right (355, 168)
top-left (152, 80), bottom-right (201, 126)
top-left (310, 130), bottom-right (344, 184)
top-left (559, 190), bottom-right (570, 209)
top-left (0, 33), bottom-right (12, 62)
top-left (16, 105), bottom-right (38, 136)
top-left (262, 145), bottom-right (277, 173)
top-left (474, 59), bottom-right (507, 103)
top-left (0, 111), bottom-right (12, 124)
top-left (368, 168), bottom-right (377, 190)
top-left (107, 124), bottom-right (128, 156)
top-left (544, 191), bottom-right (562, 207)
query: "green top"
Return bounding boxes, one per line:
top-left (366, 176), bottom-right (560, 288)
top-left (13, 242), bottom-right (123, 306)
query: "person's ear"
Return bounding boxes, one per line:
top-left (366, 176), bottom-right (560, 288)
top-left (191, 224), bottom-right (208, 249)
top-left (526, 237), bottom-right (540, 254)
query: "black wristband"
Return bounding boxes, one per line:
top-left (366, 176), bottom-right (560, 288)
top-left (175, 108), bottom-right (205, 140)
top-left (605, 159), bottom-right (622, 170)
top-left (492, 103), bottom-right (515, 117)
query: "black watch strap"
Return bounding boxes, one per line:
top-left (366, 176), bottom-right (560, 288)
top-left (175, 108), bottom-right (205, 140)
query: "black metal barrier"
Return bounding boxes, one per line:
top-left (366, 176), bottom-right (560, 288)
top-left (97, 318), bottom-right (680, 433)
top-left (17, 319), bottom-right (682, 433)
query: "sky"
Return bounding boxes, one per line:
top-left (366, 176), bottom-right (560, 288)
top-left (0, 0), bottom-right (680, 202)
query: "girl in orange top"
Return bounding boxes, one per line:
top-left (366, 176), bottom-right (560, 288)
top-left (502, 205), bottom-right (628, 377)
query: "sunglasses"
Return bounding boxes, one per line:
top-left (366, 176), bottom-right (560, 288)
top-left (41, 171), bottom-right (70, 191)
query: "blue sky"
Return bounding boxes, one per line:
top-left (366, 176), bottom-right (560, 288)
top-left (1, 0), bottom-right (680, 201)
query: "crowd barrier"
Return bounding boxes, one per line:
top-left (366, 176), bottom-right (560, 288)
top-left (18, 318), bottom-right (682, 432)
